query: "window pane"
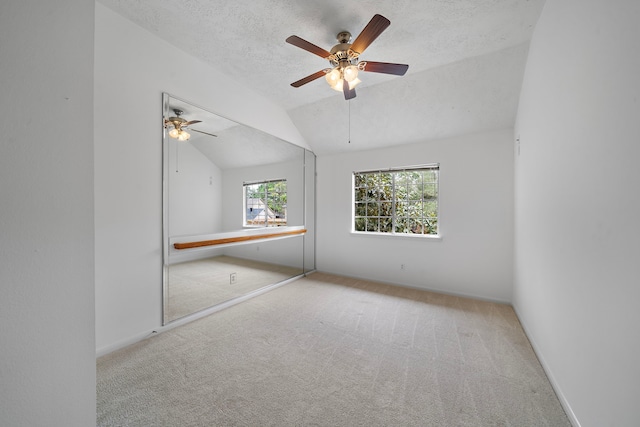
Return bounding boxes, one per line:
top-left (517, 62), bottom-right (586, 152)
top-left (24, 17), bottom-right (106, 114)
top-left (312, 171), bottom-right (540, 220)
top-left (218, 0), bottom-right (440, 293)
top-left (395, 201), bottom-right (407, 216)
top-left (424, 200), bottom-right (438, 215)
top-left (408, 218), bottom-right (424, 234)
top-left (379, 217), bottom-right (393, 233)
top-left (380, 201), bottom-right (393, 216)
top-left (246, 183), bottom-right (261, 199)
top-left (354, 217), bottom-right (366, 232)
top-left (366, 218), bottom-right (378, 232)
top-left (407, 201), bottom-right (422, 217)
top-left (407, 185), bottom-right (422, 201)
top-left (423, 170), bottom-right (437, 183)
top-left (395, 171), bottom-right (407, 187)
top-left (380, 172), bottom-right (393, 182)
top-left (366, 202), bottom-right (379, 216)
top-left (379, 185), bottom-right (393, 201)
top-left (424, 217), bottom-right (438, 235)
top-left (423, 183), bottom-right (437, 200)
top-left (244, 179), bottom-right (287, 227)
top-left (395, 217), bottom-right (409, 233)
top-left (354, 187), bottom-right (367, 202)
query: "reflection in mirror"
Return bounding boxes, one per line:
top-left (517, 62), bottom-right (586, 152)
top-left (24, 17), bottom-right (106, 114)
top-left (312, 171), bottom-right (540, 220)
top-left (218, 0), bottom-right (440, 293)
top-left (162, 93), bottom-right (315, 324)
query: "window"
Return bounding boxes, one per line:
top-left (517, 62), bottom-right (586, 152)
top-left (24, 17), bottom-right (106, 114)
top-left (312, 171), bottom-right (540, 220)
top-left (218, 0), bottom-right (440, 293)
top-left (353, 164), bottom-right (439, 235)
top-left (244, 179), bottom-right (287, 227)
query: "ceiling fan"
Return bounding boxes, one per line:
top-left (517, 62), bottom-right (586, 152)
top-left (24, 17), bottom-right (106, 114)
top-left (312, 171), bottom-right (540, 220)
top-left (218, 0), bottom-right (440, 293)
top-left (286, 14), bottom-right (409, 100)
top-left (164, 109), bottom-right (217, 141)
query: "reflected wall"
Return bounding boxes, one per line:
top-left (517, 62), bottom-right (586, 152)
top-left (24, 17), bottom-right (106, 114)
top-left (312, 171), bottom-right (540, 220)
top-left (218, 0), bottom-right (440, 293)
top-left (162, 93), bottom-right (315, 324)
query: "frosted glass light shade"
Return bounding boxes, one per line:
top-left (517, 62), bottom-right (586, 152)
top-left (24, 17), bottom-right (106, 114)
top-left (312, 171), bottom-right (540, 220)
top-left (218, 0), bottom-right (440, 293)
top-left (343, 65), bottom-right (358, 82)
top-left (177, 130), bottom-right (190, 141)
top-left (325, 68), bottom-right (341, 87)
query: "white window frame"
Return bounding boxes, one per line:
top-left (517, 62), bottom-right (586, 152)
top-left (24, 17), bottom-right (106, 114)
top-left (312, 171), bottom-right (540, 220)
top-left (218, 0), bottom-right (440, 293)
top-left (352, 164), bottom-right (439, 237)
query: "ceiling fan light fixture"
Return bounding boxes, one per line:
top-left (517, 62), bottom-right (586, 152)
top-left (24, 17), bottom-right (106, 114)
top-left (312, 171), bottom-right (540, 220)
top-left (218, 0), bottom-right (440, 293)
top-left (326, 66), bottom-right (361, 92)
top-left (177, 130), bottom-right (191, 141)
top-left (169, 127), bottom-right (191, 141)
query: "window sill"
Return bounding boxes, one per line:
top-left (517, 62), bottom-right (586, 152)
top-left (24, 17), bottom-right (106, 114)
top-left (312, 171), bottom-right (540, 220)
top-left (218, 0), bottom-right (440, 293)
top-left (350, 231), bottom-right (442, 240)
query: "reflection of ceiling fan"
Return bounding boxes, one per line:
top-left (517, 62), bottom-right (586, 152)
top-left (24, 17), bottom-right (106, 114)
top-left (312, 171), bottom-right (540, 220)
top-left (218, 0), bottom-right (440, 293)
top-left (164, 109), bottom-right (217, 140)
top-left (286, 14), bottom-right (409, 100)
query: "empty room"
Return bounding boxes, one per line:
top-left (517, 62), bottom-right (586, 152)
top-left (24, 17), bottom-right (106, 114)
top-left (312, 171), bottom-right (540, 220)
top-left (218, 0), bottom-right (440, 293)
top-left (1, 0), bottom-right (639, 426)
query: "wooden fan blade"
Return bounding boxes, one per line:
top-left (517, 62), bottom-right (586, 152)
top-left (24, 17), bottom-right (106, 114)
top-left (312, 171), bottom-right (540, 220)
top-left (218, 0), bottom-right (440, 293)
top-left (350, 14), bottom-right (390, 56)
top-left (183, 120), bottom-right (202, 126)
top-left (291, 69), bottom-right (328, 88)
top-left (343, 79), bottom-right (356, 100)
top-left (359, 61), bottom-right (409, 76)
top-left (190, 128), bottom-right (218, 138)
top-left (286, 36), bottom-right (332, 59)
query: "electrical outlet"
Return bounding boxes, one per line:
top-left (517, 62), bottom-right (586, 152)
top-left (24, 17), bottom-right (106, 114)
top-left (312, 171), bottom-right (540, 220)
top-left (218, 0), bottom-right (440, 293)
top-left (230, 273), bottom-right (237, 284)
top-left (400, 264), bottom-right (405, 270)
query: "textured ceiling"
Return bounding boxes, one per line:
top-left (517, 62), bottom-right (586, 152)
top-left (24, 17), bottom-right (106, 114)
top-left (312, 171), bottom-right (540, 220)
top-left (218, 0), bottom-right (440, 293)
top-left (167, 96), bottom-right (303, 170)
top-left (98, 0), bottom-right (545, 154)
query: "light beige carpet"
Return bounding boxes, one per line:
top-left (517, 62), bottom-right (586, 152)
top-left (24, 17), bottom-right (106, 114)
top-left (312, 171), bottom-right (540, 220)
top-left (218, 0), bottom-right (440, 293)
top-left (167, 255), bottom-right (303, 321)
top-left (98, 273), bottom-right (570, 426)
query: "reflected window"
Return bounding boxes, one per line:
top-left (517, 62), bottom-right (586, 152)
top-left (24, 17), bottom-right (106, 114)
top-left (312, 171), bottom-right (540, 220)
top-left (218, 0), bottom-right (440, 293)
top-left (244, 179), bottom-right (287, 227)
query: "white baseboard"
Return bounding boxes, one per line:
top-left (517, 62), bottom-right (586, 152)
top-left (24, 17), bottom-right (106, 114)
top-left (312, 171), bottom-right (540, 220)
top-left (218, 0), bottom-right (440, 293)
top-left (315, 269), bottom-right (511, 305)
top-left (512, 305), bottom-right (581, 427)
top-left (96, 329), bottom-right (157, 358)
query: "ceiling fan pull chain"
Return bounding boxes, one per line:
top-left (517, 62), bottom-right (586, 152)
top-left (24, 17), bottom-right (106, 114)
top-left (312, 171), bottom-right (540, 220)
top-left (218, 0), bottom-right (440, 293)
top-left (348, 100), bottom-right (351, 144)
top-left (176, 141), bottom-right (179, 173)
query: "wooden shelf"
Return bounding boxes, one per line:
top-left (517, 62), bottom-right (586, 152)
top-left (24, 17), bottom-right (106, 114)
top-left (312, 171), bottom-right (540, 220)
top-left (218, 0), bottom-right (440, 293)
top-left (173, 228), bottom-right (306, 250)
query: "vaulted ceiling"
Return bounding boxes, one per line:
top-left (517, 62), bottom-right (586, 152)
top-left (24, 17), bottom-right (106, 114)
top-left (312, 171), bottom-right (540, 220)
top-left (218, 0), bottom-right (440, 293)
top-left (98, 0), bottom-right (545, 155)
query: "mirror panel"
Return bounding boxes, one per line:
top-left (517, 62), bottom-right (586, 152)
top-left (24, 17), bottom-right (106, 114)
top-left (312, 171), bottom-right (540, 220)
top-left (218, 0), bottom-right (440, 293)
top-left (162, 93), bottom-right (314, 324)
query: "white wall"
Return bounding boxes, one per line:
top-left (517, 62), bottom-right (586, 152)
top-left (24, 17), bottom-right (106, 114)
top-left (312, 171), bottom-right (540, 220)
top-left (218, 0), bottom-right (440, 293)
top-left (514, 0), bottom-right (640, 425)
top-left (94, 3), bottom-right (308, 354)
top-left (168, 139), bottom-right (222, 236)
top-left (316, 129), bottom-right (514, 302)
top-left (0, 0), bottom-right (96, 425)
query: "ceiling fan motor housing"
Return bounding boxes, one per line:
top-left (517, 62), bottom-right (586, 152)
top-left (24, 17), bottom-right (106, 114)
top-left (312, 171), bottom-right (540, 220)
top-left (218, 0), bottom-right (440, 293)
top-left (169, 117), bottom-right (186, 128)
top-left (330, 44), bottom-right (358, 68)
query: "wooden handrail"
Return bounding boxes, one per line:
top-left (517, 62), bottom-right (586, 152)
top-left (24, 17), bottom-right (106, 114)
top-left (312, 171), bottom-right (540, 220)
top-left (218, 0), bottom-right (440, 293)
top-left (173, 228), bottom-right (306, 250)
